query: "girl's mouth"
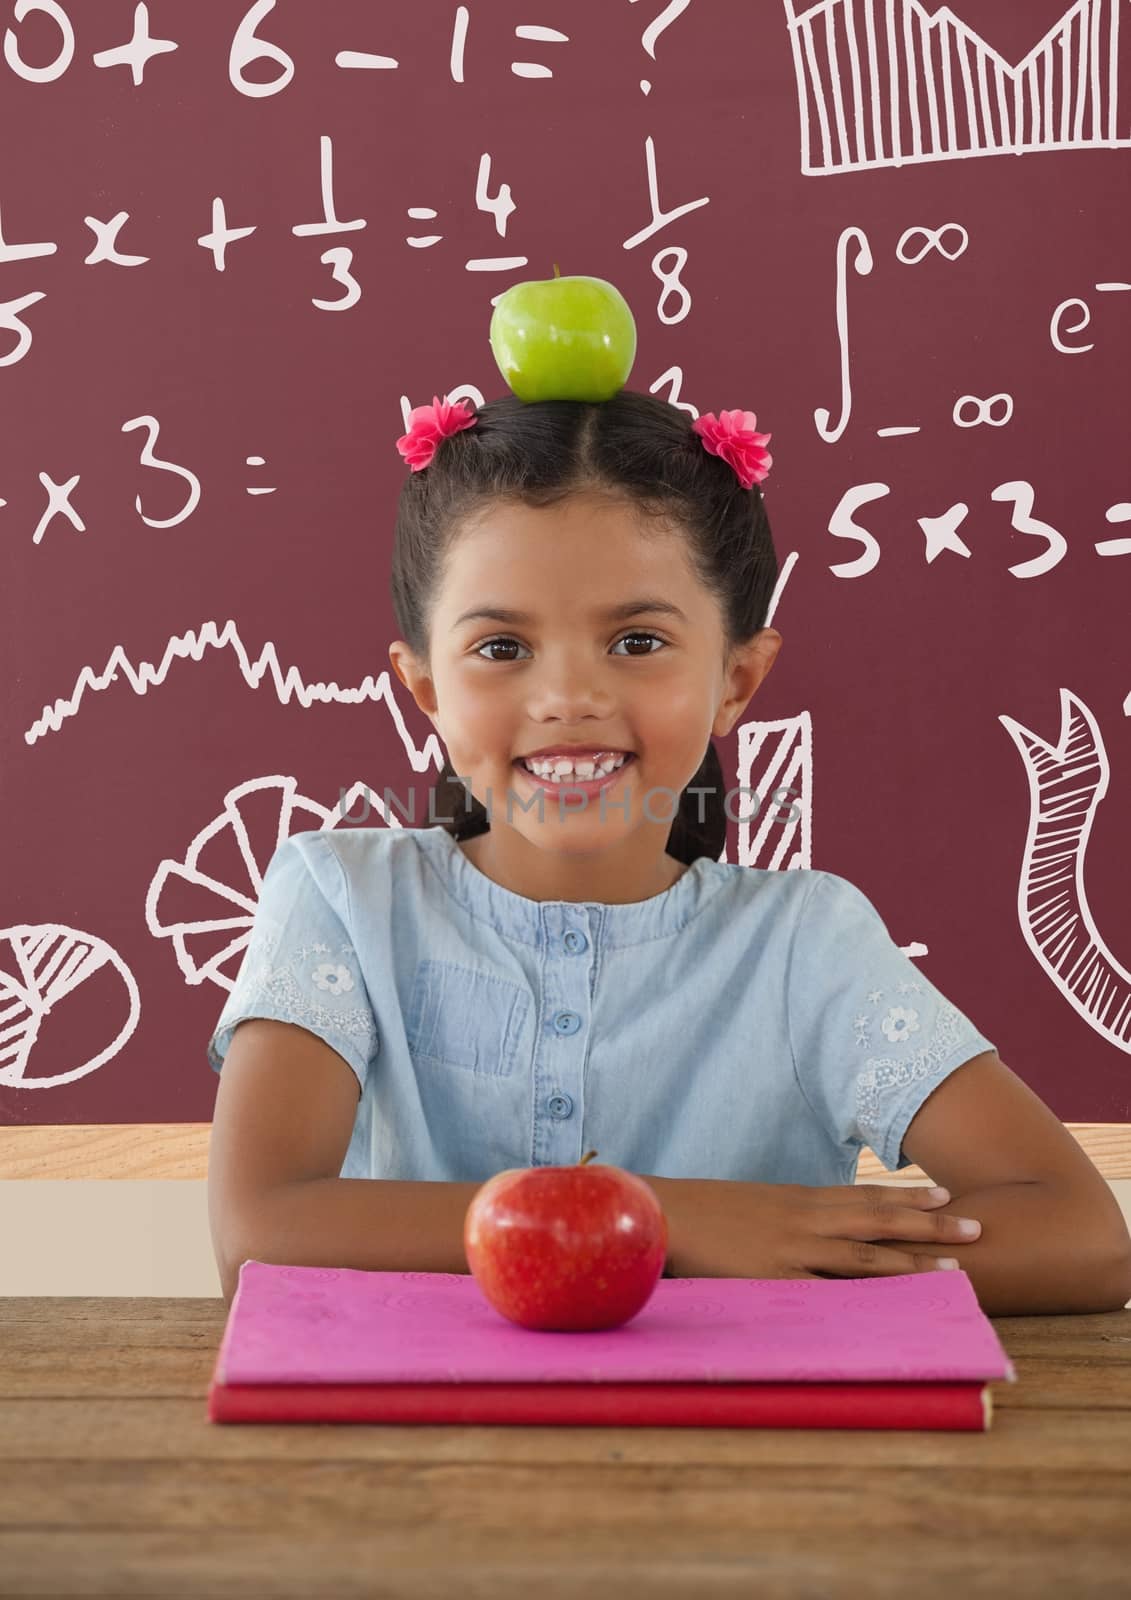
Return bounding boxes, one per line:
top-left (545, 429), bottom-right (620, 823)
top-left (512, 753), bottom-right (636, 797)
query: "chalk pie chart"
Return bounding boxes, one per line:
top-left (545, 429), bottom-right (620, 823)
top-left (0, 924), bottom-right (140, 1090)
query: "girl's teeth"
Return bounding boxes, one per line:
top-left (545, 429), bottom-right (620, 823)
top-left (523, 754), bottom-right (628, 781)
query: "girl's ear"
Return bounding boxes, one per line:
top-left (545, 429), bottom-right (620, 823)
top-left (388, 641), bottom-right (440, 721)
top-left (715, 628), bottom-right (783, 736)
top-left (387, 640), bottom-right (414, 690)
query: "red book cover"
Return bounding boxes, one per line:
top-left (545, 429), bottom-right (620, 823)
top-left (207, 1263), bottom-right (1014, 1430)
top-left (209, 1376), bottom-right (992, 1429)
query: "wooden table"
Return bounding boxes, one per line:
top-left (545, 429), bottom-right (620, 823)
top-left (2, 1298), bottom-right (1130, 1598)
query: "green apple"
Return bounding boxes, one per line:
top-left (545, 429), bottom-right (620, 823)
top-left (489, 264), bottom-right (637, 402)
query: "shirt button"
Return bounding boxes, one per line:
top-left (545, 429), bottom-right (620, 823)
top-left (548, 1093), bottom-right (573, 1118)
top-left (552, 1011), bottom-right (582, 1035)
top-left (563, 930), bottom-right (588, 954)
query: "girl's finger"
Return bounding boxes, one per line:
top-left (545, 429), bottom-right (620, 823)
top-left (809, 1239), bottom-right (961, 1277)
top-left (816, 1182), bottom-right (951, 1207)
top-left (823, 1196), bottom-right (980, 1248)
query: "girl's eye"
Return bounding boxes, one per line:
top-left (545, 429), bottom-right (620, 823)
top-left (474, 632), bottom-right (667, 663)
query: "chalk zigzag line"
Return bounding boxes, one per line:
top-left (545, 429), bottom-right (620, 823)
top-left (22, 616), bottom-right (444, 772)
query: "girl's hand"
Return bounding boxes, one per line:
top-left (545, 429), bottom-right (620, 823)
top-left (653, 1178), bottom-right (981, 1279)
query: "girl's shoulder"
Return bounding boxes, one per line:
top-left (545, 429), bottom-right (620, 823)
top-left (697, 863), bottom-right (895, 965)
top-left (284, 823), bottom-right (433, 871)
top-left (284, 823), bottom-right (440, 902)
top-left (716, 861), bottom-right (878, 910)
top-left (706, 859), bottom-right (840, 915)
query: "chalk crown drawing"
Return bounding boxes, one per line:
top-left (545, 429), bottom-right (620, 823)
top-left (784, 0), bottom-right (1129, 174)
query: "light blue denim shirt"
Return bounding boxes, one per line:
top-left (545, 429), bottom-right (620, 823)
top-left (205, 825), bottom-right (995, 1185)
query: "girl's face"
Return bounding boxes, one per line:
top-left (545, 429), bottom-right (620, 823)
top-left (389, 491), bottom-right (781, 902)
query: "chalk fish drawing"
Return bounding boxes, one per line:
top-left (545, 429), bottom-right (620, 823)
top-left (999, 688), bottom-right (1131, 1052)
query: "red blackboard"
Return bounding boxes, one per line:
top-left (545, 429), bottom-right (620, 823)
top-left (2, 0), bottom-right (1128, 1131)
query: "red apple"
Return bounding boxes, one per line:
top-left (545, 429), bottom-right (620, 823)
top-left (463, 1150), bottom-right (668, 1331)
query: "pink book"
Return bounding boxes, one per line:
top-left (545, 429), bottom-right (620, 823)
top-left (208, 1262), bottom-right (1016, 1430)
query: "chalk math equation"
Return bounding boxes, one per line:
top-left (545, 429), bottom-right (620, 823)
top-left (1, 0), bottom-right (689, 96)
top-left (0, 129), bottom-right (707, 358)
top-left (9, 407), bottom-right (1129, 578)
top-left (817, 222), bottom-right (1130, 441)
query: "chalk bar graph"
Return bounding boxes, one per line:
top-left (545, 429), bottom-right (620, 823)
top-left (785, 0), bottom-right (1129, 173)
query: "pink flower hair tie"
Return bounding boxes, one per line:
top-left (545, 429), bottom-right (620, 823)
top-left (395, 394), bottom-right (478, 472)
top-left (690, 409), bottom-right (773, 489)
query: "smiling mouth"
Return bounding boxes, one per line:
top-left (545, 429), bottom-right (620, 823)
top-left (512, 753), bottom-right (636, 788)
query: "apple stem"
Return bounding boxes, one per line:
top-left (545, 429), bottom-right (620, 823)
top-left (553, 262), bottom-right (561, 278)
top-left (579, 1149), bottom-right (598, 1166)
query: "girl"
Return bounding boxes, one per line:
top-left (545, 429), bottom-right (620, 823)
top-left (206, 388), bottom-right (1131, 1315)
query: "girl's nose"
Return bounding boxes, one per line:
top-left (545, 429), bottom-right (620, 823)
top-left (527, 665), bottom-right (616, 716)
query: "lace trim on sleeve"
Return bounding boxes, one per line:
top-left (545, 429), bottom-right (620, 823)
top-left (222, 926), bottom-right (378, 1063)
top-left (854, 998), bottom-right (971, 1153)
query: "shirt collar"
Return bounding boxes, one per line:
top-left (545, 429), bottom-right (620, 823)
top-left (418, 824), bottom-right (720, 949)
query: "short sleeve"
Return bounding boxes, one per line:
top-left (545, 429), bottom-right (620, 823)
top-left (205, 833), bottom-right (379, 1093)
top-left (785, 872), bottom-right (996, 1172)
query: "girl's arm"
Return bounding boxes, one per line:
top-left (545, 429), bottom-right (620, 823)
top-left (209, 1016), bottom-right (687, 1304)
top-left (880, 1049), bottom-right (1131, 1315)
top-left (212, 1021), bottom-right (1129, 1314)
top-left (218, 1174), bottom-right (485, 1305)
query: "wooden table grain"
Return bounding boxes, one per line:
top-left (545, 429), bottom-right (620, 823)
top-left (2, 1297), bottom-right (1129, 1599)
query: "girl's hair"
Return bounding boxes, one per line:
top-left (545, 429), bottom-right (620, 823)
top-left (391, 388), bottom-right (778, 867)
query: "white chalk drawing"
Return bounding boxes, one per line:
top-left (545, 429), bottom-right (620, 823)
top-left (146, 776), bottom-right (409, 993)
top-left (812, 221), bottom-right (1030, 441)
top-left (816, 225), bottom-right (873, 442)
top-left (999, 689), bottom-right (1131, 1052)
top-left (21, 619), bottom-right (445, 776)
top-left (734, 712), bottom-right (814, 871)
top-left (1052, 282), bottom-right (1131, 354)
top-left (399, 383), bottom-right (487, 429)
top-left (765, 549), bottom-right (800, 634)
top-left (622, 133), bottom-right (711, 253)
top-left (510, 22), bottom-right (571, 79)
top-left (630, 0), bottom-right (693, 95)
top-left (648, 365), bottom-right (699, 416)
top-left (1101, 500), bottom-right (1131, 562)
top-left (918, 501), bottom-right (973, 561)
top-left (724, 536), bottom-right (934, 943)
top-left (816, 221), bottom-right (997, 440)
top-left (724, 710), bottom-right (930, 960)
top-left (896, 222), bottom-right (969, 263)
top-left (23, 412), bottom-right (202, 541)
top-left (954, 392), bottom-right (1013, 428)
top-left (712, 550), bottom-right (804, 868)
top-left (245, 454), bottom-right (275, 495)
top-left (0, 925), bottom-right (140, 1090)
top-left (785, 0), bottom-right (1129, 174)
